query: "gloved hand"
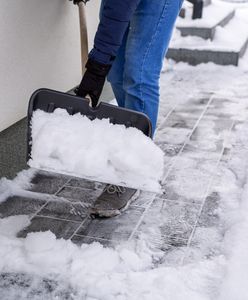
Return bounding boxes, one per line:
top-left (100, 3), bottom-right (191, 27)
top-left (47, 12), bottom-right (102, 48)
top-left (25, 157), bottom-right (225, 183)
top-left (76, 58), bottom-right (111, 107)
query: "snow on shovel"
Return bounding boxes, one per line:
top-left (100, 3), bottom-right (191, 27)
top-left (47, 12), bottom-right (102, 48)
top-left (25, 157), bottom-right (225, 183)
top-left (27, 90), bottom-right (164, 193)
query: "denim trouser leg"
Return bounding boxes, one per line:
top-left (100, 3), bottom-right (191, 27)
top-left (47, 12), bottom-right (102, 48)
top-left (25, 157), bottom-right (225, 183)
top-left (107, 0), bottom-right (182, 136)
top-left (107, 30), bottom-right (128, 108)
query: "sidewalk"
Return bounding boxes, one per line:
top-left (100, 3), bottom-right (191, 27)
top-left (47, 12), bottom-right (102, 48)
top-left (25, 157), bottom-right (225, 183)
top-left (1, 54), bottom-right (248, 298)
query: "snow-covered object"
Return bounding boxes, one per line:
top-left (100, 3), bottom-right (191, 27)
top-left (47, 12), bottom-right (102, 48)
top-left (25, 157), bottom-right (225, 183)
top-left (173, 3), bottom-right (248, 52)
top-left (28, 109), bottom-right (164, 192)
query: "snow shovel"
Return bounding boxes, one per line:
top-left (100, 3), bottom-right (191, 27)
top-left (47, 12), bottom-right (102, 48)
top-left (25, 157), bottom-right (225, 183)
top-left (27, 0), bottom-right (152, 154)
top-left (27, 0), bottom-right (156, 191)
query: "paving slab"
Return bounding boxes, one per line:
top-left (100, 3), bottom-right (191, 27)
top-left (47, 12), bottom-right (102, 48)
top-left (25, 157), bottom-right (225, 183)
top-left (56, 186), bottom-right (103, 204)
top-left (0, 273), bottom-right (77, 300)
top-left (162, 156), bottom-right (216, 202)
top-left (130, 191), bottom-right (154, 208)
top-left (183, 119), bottom-right (233, 154)
top-left (71, 234), bottom-right (113, 247)
top-left (66, 177), bottom-right (104, 190)
top-left (197, 191), bottom-right (220, 228)
top-left (76, 206), bottom-right (145, 241)
top-left (0, 196), bottom-right (46, 218)
top-left (17, 216), bottom-right (81, 239)
top-left (29, 171), bottom-right (71, 194)
top-left (157, 143), bottom-right (184, 157)
top-left (134, 198), bottom-right (201, 248)
top-left (37, 199), bottom-right (88, 222)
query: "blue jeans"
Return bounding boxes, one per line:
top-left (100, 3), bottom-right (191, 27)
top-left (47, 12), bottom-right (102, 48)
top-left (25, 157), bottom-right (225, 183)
top-left (102, 0), bottom-right (182, 136)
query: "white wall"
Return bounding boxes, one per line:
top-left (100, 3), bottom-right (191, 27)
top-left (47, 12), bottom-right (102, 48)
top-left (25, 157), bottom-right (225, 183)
top-left (0, 0), bottom-right (100, 132)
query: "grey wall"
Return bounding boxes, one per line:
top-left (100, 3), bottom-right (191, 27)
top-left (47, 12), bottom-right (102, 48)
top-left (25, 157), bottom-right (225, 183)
top-left (0, 0), bottom-right (100, 132)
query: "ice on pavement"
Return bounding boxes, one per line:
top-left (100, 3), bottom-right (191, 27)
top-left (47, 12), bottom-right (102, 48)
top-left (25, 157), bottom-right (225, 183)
top-left (28, 109), bottom-right (164, 193)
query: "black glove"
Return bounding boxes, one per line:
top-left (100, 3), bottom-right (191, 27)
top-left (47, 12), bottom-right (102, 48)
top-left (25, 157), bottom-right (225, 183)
top-left (76, 58), bottom-right (111, 107)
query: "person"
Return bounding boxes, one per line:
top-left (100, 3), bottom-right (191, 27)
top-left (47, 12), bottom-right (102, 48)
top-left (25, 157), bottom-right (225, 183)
top-left (76, 0), bottom-right (183, 217)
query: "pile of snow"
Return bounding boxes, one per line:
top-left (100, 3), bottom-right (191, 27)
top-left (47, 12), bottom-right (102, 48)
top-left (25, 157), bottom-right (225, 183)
top-left (29, 109), bottom-right (164, 193)
top-left (0, 216), bottom-right (224, 300)
top-left (0, 169), bottom-right (36, 204)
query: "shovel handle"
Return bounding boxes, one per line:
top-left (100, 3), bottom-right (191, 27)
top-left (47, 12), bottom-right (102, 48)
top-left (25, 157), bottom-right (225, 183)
top-left (77, 1), bottom-right (89, 75)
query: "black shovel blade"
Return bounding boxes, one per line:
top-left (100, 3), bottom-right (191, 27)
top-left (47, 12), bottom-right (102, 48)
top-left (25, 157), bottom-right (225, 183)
top-left (27, 88), bottom-right (152, 161)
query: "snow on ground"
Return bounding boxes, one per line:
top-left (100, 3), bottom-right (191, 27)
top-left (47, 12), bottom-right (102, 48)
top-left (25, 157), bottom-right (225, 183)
top-left (174, 15), bottom-right (248, 51)
top-left (177, 1), bottom-right (234, 28)
top-left (172, 1), bottom-right (248, 51)
top-left (29, 109), bottom-right (164, 193)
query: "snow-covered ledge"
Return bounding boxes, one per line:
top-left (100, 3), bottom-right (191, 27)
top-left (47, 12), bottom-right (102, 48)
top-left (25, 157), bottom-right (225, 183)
top-left (0, 0), bottom-right (99, 132)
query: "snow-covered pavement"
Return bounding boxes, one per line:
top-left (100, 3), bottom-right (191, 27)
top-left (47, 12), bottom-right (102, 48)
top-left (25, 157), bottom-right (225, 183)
top-left (1, 43), bottom-right (248, 300)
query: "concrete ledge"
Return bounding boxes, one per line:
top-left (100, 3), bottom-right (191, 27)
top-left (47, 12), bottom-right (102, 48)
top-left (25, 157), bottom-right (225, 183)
top-left (167, 48), bottom-right (240, 66)
top-left (177, 9), bottom-right (235, 40)
top-left (178, 26), bottom-right (215, 40)
top-left (167, 28), bottom-right (248, 66)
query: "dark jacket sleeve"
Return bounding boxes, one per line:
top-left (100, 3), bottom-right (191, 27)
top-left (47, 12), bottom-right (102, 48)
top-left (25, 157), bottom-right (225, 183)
top-left (88, 0), bottom-right (141, 65)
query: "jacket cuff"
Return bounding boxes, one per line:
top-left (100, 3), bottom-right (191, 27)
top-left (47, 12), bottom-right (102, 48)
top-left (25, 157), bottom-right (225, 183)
top-left (88, 48), bottom-right (115, 65)
top-left (85, 58), bottom-right (112, 77)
